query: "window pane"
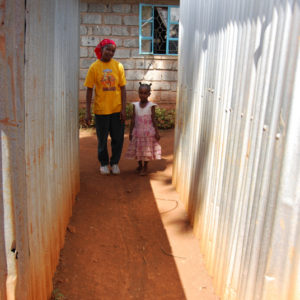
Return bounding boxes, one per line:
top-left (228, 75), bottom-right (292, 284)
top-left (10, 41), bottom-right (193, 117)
top-left (169, 40), bottom-right (178, 54)
top-left (142, 22), bottom-right (152, 37)
top-left (169, 24), bottom-right (179, 38)
top-left (170, 7), bottom-right (179, 22)
top-left (142, 6), bottom-right (152, 20)
top-left (154, 7), bottom-right (167, 54)
top-left (142, 40), bottom-right (152, 53)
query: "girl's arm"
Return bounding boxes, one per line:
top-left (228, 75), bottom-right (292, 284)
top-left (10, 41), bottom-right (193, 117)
top-left (151, 105), bottom-right (160, 141)
top-left (129, 105), bottom-right (135, 141)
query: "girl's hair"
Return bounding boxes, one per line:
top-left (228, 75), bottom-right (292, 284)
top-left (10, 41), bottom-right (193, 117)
top-left (139, 82), bottom-right (152, 92)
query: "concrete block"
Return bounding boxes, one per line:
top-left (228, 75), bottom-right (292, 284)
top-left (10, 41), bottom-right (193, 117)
top-left (131, 48), bottom-right (140, 58)
top-left (123, 38), bottom-right (139, 48)
top-left (124, 15), bottom-right (138, 26)
top-left (79, 80), bottom-right (85, 90)
top-left (149, 91), bottom-right (161, 102)
top-left (88, 47), bottom-right (96, 58)
top-left (170, 82), bottom-right (178, 91)
top-left (125, 70), bottom-right (145, 80)
top-left (135, 60), bottom-right (145, 69)
top-left (104, 15), bottom-right (122, 25)
top-left (172, 61), bottom-right (178, 70)
top-left (130, 27), bottom-right (139, 37)
top-left (80, 69), bottom-right (88, 80)
top-left (132, 5), bottom-right (139, 14)
top-left (80, 3), bottom-right (88, 12)
top-left (80, 58), bottom-right (96, 69)
top-left (88, 27), bottom-right (93, 35)
top-left (126, 90), bottom-right (139, 102)
top-left (112, 26), bottom-right (130, 36)
top-left (133, 81), bottom-right (143, 90)
top-left (81, 36), bottom-right (100, 47)
top-left (161, 71), bottom-right (177, 81)
top-left (88, 3), bottom-right (111, 13)
top-left (93, 25), bottom-right (111, 36)
top-left (114, 48), bottom-right (131, 59)
top-left (136, 60), bottom-right (156, 70)
top-left (154, 60), bottom-right (174, 70)
top-left (79, 90), bottom-right (86, 103)
top-left (125, 80), bottom-right (134, 90)
top-left (143, 70), bottom-right (163, 81)
top-left (118, 59), bottom-right (135, 70)
top-left (112, 4), bottom-right (131, 13)
top-left (112, 38), bottom-right (123, 47)
top-left (151, 82), bottom-right (171, 91)
top-left (81, 14), bottom-right (102, 25)
top-left (80, 25), bottom-right (88, 35)
top-left (80, 47), bottom-right (88, 57)
top-left (160, 91), bottom-right (177, 103)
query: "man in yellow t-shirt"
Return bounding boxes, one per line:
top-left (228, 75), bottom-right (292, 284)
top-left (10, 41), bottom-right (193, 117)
top-left (84, 39), bottom-right (126, 175)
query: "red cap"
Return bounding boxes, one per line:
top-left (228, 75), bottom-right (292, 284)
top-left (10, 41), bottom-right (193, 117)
top-left (94, 39), bottom-right (116, 59)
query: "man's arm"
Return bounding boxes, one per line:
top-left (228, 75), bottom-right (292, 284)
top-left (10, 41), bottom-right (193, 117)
top-left (120, 85), bottom-right (127, 122)
top-left (85, 87), bottom-right (93, 126)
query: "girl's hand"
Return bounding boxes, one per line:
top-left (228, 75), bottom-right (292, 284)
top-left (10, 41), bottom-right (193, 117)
top-left (155, 132), bottom-right (160, 141)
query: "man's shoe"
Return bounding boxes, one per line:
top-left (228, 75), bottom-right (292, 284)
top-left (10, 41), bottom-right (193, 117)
top-left (100, 165), bottom-right (110, 175)
top-left (111, 164), bottom-right (120, 175)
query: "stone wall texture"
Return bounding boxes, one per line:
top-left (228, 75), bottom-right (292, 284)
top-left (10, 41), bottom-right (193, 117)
top-left (80, 1), bottom-right (179, 108)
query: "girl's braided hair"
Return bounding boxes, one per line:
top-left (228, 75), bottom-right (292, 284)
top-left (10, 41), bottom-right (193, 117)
top-left (139, 82), bottom-right (152, 92)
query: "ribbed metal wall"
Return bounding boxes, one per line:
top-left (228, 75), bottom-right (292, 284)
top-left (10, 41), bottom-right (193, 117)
top-left (1, 0), bottom-right (80, 299)
top-left (173, 0), bottom-right (300, 299)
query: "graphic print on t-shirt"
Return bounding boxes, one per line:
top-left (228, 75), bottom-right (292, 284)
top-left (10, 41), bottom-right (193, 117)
top-left (101, 69), bottom-right (116, 91)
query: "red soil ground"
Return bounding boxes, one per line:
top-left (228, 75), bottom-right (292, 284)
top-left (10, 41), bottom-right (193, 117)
top-left (52, 128), bottom-right (219, 300)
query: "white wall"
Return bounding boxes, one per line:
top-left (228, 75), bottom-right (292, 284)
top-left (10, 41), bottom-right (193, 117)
top-left (174, 0), bottom-right (300, 299)
top-left (0, 0), bottom-right (80, 299)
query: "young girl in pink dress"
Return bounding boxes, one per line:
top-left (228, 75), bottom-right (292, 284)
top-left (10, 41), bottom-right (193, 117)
top-left (125, 82), bottom-right (161, 175)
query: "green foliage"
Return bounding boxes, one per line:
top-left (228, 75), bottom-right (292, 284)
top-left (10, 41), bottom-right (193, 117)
top-left (125, 103), bottom-right (175, 129)
top-left (79, 103), bottom-right (176, 130)
top-left (125, 102), bottom-right (134, 120)
top-left (79, 108), bottom-right (95, 128)
top-left (155, 107), bottom-right (176, 129)
top-left (51, 289), bottom-right (66, 300)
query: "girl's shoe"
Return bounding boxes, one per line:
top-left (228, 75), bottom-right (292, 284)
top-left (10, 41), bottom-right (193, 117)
top-left (100, 165), bottom-right (110, 175)
top-left (111, 164), bottom-right (120, 175)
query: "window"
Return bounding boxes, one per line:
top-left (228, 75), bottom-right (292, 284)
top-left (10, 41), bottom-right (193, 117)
top-left (139, 4), bottom-right (179, 55)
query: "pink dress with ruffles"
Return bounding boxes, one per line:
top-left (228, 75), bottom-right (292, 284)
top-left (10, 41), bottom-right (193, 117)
top-left (125, 102), bottom-right (161, 161)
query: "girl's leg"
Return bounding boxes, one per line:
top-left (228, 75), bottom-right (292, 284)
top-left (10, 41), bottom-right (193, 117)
top-left (136, 160), bottom-right (143, 173)
top-left (140, 161), bottom-right (148, 176)
top-left (144, 161), bottom-right (148, 172)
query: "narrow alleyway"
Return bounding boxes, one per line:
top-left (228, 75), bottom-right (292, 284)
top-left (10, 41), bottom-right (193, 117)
top-left (52, 129), bottom-right (218, 300)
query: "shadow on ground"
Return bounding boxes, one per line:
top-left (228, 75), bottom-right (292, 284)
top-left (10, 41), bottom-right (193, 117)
top-left (52, 129), bottom-right (186, 300)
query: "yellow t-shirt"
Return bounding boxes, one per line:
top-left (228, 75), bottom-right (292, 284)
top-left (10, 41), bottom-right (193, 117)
top-left (84, 59), bottom-right (126, 115)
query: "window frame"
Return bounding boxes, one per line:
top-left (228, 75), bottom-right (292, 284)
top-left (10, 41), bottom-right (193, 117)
top-left (139, 4), bottom-right (179, 56)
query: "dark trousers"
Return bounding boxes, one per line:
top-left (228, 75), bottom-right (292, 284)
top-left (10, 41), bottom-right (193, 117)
top-left (95, 113), bottom-right (124, 166)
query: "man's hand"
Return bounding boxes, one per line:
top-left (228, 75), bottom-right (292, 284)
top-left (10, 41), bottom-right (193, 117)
top-left (120, 109), bottom-right (126, 122)
top-left (85, 111), bottom-right (92, 127)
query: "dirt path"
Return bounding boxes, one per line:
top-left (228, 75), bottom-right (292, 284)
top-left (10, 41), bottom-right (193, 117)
top-left (52, 129), bottom-right (218, 300)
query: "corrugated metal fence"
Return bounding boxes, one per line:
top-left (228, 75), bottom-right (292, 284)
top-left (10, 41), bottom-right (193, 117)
top-left (173, 0), bottom-right (300, 299)
top-left (1, 0), bottom-right (80, 299)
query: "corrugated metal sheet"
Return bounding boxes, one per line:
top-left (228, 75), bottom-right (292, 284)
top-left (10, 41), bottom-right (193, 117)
top-left (1, 0), bottom-right (80, 299)
top-left (173, 0), bottom-right (300, 299)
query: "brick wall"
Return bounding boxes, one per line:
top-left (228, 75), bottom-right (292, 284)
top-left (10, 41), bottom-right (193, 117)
top-left (80, 1), bottom-right (179, 109)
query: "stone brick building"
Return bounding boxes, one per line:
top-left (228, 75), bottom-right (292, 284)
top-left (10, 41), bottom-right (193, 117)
top-left (80, 0), bottom-right (180, 108)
